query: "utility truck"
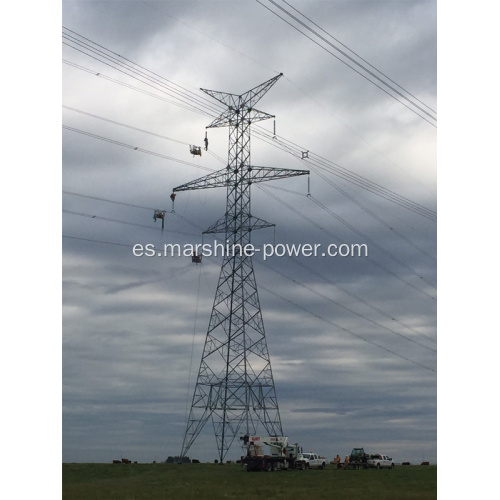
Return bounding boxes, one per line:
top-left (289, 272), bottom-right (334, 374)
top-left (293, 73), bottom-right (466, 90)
top-left (367, 454), bottom-right (395, 469)
top-left (338, 448), bottom-right (395, 470)
top-left (240, 435), bottom-right (303, 472)
top-left (295, 452), bottom-right (327, 470)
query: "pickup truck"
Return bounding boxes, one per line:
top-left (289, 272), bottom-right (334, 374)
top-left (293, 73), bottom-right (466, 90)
top-left (367, 454), bottom-right (395, 469)
top-left (295, 452), bottom-right (327, 470)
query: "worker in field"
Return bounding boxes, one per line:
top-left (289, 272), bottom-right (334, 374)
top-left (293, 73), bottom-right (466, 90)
top-left (344, 455), bottom-right (349, 463)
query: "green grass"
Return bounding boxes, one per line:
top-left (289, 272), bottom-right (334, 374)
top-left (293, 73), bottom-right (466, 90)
top-left (63, 462), bottom-right (436, 500)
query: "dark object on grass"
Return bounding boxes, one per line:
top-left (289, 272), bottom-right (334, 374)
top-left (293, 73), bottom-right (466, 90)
top-left (165, 456), bottom-right (190, 463)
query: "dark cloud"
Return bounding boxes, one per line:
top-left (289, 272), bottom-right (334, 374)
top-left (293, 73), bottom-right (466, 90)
top-left (62, 0), bottom-right (436, 464)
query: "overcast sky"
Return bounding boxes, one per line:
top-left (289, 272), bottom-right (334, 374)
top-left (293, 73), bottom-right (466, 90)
top-left (60, 0), bottom-right (439, 465)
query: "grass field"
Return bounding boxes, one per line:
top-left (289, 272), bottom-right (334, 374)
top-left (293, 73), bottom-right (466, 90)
top-left (62, 462), bottom-right (437, 499)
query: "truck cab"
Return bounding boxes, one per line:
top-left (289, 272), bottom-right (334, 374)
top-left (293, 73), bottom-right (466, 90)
top-left (295, 452), bottom-right (327, 470)
top-left (241, 435), bottom-right (302, 472)
top-left (367, 454), bottom-right (395, 469)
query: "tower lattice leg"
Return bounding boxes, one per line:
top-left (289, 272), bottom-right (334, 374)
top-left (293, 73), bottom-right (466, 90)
top-left (175, 74), bottom-right (309, 461)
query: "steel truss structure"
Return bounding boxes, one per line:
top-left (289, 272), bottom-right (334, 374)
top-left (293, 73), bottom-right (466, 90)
top-left (175, 74), bottom-right (309, 462)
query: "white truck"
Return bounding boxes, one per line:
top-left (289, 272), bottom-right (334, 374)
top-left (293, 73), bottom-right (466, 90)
top-left (241, 435), bottom-right (302, 472)
top-left (367, 454), bottom-right (395, 469)
top-left (295, 452), bottom-right (327, 470)
top-left (241, 436), bottom-right (328, 472)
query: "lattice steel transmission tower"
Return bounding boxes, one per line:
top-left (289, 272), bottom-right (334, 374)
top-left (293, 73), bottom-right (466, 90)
top-left (174, 74), bottom-right (309, 462)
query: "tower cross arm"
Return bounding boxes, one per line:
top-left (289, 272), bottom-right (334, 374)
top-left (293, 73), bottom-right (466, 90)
top-left (239, 73), bottom-right (283, 109)
top-left (173, 166), bottom-right (309, 193)
top-left (206, 109), bottom-right (275, 129)
top-left (173, 167), bottom-right (228, 192)
top-left (248, 166), bottom-right (309, 184)
top-left (201, 73), bottom-right (283, 110)
top-left (199, 90), bottom-right (240, 109)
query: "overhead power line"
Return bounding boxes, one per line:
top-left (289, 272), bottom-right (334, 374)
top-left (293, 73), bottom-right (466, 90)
top-left (64, 104), bottom-right (436, 268)
top-left (280, 0), bottom-right (436, 115)
top-left (63, 31), bottom-right (436, 220)
top-left (61, 28), bottom-right (436, 381)
top-left (62, 30), bottom-right (436, 296)
top-left (63, 234), bottom-right (133, 249)
top-left (63, 56), bottom-right (436, 221)
top-left (254, 129), bottom-right (437, 221)
top-left (259, 282), bottom-right (436, 373)
top-left (257, 258), bottom-right (436, 353)
top-left (62, 230), bottom-right (435, 373)
top-left (63, 209), bottom-right (197, 237)
top-left (63, 109), bottom-right (435, 298)
top-left (62, 27), bottom-right (223, 117)
top-left (64, 98), bottom-right (436, 225)
top-left (308, 195), bottom-right (436, 289)
top-left (63, 190), bottom-right (154, 211)
top-left (283, 254), bottom-right (436, 344)
top-left (63, 121), bottom-right (436, 297)
top-left (63, 59), bottom-right (212, 117)
top-left (63, 188), bottom-right (436, 350)
top-left (256, 0), bottom-right (436, 126)
top-left (304, 167), bottom-right (437, 263)
top-left (63, 105), bottom-right (192, 146)
top-left (258, 185), bottom-right (436, 301)
top-left (62, 125), bottom-right (214, 173)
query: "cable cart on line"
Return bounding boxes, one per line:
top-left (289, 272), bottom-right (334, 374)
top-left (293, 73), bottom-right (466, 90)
top-left (190, 145), bottom-right (202, 157)
top-left (190, 131), bottom-right (208, 157)
top-left (153, 209), bottom-right (166, 229)
top-left (191, 251), bottom-right (202, 264)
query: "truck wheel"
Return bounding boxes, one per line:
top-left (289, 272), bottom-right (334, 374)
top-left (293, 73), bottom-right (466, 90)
top-left (376, 463), bottom-right (381, 469)
top-left (266, 462), bottom-right (272, 472)
top-left (301, 463), bottom-right (305, 470)
top-left (321, 463), bottom-right (326, 470)
top-left (391, 463), bottom-right (395, 469)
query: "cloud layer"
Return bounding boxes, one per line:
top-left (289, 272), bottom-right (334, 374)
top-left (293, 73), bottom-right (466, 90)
top-left (62, 0), bottom-right (436, 464)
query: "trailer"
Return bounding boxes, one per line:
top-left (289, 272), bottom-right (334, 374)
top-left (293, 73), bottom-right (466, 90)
top-left (335, 448), bottom-right (394, 470)
top-left (240, 436), bottom-right (303, 472)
